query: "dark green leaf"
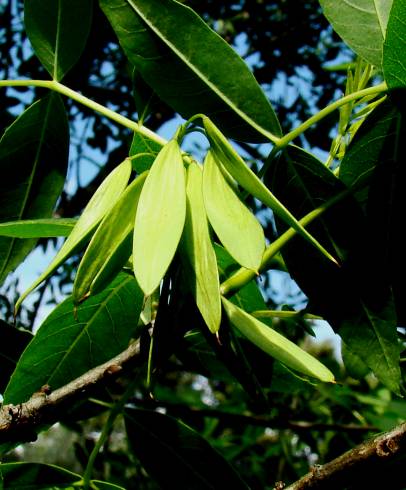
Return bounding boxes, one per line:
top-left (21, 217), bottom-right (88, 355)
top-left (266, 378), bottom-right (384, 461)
top-left (100, 0), bottom-right (281, 142)
top-left (267, 145), bottom-right (401, 392)
top-left (125, 408), bottom-right (249, 490)
top-left (0, 320), bottom-right (32, 393)
top-left (4, 273), bottom-right (143, 404)
top-left (320, 0), bottom-right (393, 67)
top-left (0, 94), bottom-right (69, 285)
top-left (133, 70), bottom-right (161, 125)
top-left (341, 342), bottom-right (371, 380)
top-left (129, 132), bottom-right (160, 174)
top-left (340, 99), bottom-right (406, 324)
top-left (0, 462), bottom-right (80, 489)
top-left (0, 219), bottom-right (76, 238)
top-left (383, 0), bottom-right (406, 89)
top-left (24, 0), bottom-right (93, 81)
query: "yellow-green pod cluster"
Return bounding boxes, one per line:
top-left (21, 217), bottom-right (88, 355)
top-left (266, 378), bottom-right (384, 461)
top-left (181, 162), bottom-right (221, 334)
top-left (133, 139), bottom-right (186, 297)
top-left (203, 151), bottom-right (265, 272)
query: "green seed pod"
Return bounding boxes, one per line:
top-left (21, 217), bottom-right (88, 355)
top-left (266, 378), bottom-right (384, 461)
top-left (203, 116), bottom-right (338, 265)
top-left (203, 151), bottom-right (265, 271)
top-left (15, 159), bottom-right (132, 312)
top-left (181, 162), bottom-right (221, 333)
top-left (133, 139), bottom-right (186, 296)
top-left (73, 172), bottom-right (147, 303)
top-left (222, 297), bottom-right (335, 383)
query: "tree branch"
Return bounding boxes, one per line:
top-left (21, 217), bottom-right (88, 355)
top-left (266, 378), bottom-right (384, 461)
top-left (131, 398), bottom-right (376, 434)
top-left (282, 421), bottom-right (406, 489)
top-left (0, 340), bottom-right (142, 445)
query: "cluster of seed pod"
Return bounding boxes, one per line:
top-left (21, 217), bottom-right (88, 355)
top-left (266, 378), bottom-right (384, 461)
top-left (16, 117), bottom-right (335, 383)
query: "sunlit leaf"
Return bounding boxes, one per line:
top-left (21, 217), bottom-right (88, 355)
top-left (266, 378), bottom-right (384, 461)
top-left (0, 218), bottom-right (76, 238)
top-left (222, 297), bottom-right (335, 382)
top-left (125, 408), bottom-right (250, 490)
top-left (24, 0), bottom-right (93, 80)
top-left (4, 273), bottom-right (143, 404)
top-left (320, 0), bottom-right (393, 66)
top-left (133, 140), bottom-right (186, 296)
top-left (0, 94), bottom-right (69, 285)
top-left (181, 162), bottom-right (221, 333)
top-left (100, 0), bottom-right (281, 142)
top-left (203, 151), bottom-right (265, 271)
top-left (15, 159), bottom-right (132, 311)
top-left (73, 172), bottom-right (147, 303)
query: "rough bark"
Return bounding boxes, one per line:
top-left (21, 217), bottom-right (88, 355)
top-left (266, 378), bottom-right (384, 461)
top-left (0, 340), bottom-right (141, 444)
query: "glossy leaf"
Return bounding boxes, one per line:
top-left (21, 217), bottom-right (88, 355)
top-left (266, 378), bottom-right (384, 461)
top-left (24, 0), bottom-right (93, 81)
top-left (203, 151), bottom-right (265, 271)
top-left (319, 0), bottom-right (393, 67)
top-left (0, 218), bottom-right (76, 238)
top-left (222, 297), bottom-right (335, 382)
top-left (130, 131), bottom-right (161, 174)
top-left (203, 117), bottom-right (338, 264)
top-left (181, 162), bottom-right (221, 333)
top-left (133, 140), bottom-right (186, 296)
top-left (73, 172), bottom-right (147, 303)
top-left (0, 94), bottom-right (68, 285)
top-left (0, 462), bottom-right (80, 489)
top-left (267, 144), bottom-right (401, 392)
top-left (383, 0), bottom-right (406, 89)
top-left (0, 320), bottom-right (32, 393)
top-left (4, 273), bottom-right (143, 404)
top-left (15, 159), bottom-right (132, 311)
top-left (100, 0), bottom-right (281, 142)
top-left (125, 408), bottom-right (249, 490)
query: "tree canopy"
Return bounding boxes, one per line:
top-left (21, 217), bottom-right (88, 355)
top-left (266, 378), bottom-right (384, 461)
top-left (1, 0), bottom-right (406, 489)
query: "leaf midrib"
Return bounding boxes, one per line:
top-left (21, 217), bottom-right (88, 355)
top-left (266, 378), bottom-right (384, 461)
top-left (53, 0), bottom-right (63, 80)
top-left (126, 0), bottom-right (278, 142)
top-left (0, 98), bottom-right (53, 279)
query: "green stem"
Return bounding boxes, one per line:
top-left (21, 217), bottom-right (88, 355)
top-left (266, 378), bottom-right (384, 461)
top-left (0, 79), bottom-right (167, 147)
top-left (276, 82), bottom-right (387, 149)
top-left (82, 379), bottom-right (139, 489)
top-left (220, 188), bottom-right (350, 296)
